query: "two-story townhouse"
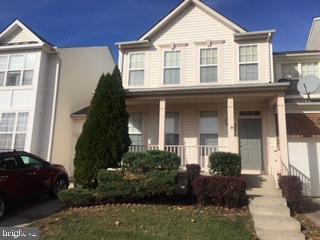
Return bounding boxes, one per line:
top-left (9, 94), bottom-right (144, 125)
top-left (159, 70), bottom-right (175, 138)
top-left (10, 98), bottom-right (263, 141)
top-left (272, 17), bottom-right (320, 196)
top-left (0, 20), bottom-right (115, 175)
top-left (114, 0), bottom-right (290, 180)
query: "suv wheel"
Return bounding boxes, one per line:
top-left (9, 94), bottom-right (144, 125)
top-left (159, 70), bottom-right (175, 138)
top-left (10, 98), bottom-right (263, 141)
top-left (51, 177), bottom-right (68, 198)
top-left (0, 196), bottom-right (6, 220)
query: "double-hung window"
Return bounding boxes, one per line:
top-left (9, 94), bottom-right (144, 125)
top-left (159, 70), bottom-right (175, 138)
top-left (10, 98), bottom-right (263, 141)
top-left (239, 45), bottom-right (258, 81)
top-left (129, 53), bottom-right (145, 86)
top-left (199, 111), bottom-right (218, 146)
top-left (0, 112), bottom-right (29, 151)
top-left (164, 51), bottom-right (180, 84)
top-left (165, 112), bottom-right (179, 145)
top-left (200, 48), bottom-right (218, 83)
top-left (128, 113), bottom-right (143, 146)
top-left (0, 54), bottom-right (35, 87)
top-left (301, 62), bottom-right (319, 77)
top-left (281, 63), bottom-right (299, 79)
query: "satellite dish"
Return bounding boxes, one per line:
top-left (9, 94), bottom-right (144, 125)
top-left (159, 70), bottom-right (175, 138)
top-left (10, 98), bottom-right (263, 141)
top-left (297, 75), bottom-right (320, 100)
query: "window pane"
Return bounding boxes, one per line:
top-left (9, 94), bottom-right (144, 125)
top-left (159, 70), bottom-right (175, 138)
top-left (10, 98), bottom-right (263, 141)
top-left (302, 62), bottom-right (319, 77)
top-left (164, 51), bottom-right (180, 67)
top-left (200, 112), bottom-right (218, 134)
top-left (0, 134), bottom-right (13, 150)
top-left (0, 72), bottom-right (5, 86)
top-left (281, 64), bottom-right (299, 79)
top-left (0, 56), bottom-right (7, 71)
top-left (166, 112), bottom-right (179, 133)
top-left (0, 113), bottom-right (16, 132)
top-left (21, 155), bottom-right (43, 168)
top-left (14, 133), bottom-right (26, 151)
top-left (0, 156), bottom-right (19, 170)
top-left (240, 45), bottom-right (257, 63)
top-left (24, 54), bottom-right (35, 69)
top-left (129, 70), bottom-right (144, 86)
top-left (200, 134), bottom-right (218, 146)
top-left (22, 70), bottom-right (33, 86)
top-left (240, 64), bottom-right (258, 81)
top-left (200, 66), bottom-right (217, 83)
top-left (165, 134), bottom-right (179, 145)
top-left (16, 113), bottom-right (28, 132)
top-left (6, 71), bottom-right (21, 86)
top-left (128, 113), bottom-right (143, 134)
top-left (129, 53), bottom-right (145, 69)
top-left (129, 134), bottom-right (143, 146)
top-left (9, 55), bottom-right (24, 70)
top-left (200, 48), bottom-right (217, 65)
top-left (164, 68), bottom-right (180, 84)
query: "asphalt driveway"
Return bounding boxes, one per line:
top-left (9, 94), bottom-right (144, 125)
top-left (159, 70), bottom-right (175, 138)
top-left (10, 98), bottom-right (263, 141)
top-left (0, 195), bottom-right (64, 227)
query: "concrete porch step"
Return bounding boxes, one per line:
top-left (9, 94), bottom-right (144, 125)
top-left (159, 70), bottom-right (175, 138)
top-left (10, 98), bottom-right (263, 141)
top-left (249, 196), bottom-right (287, 207)
top-left (256, 229), bottom-right (305, 240)
top-left (249, 204), bottom-right (290, 217)
top-left (252, 214), bottom-right (301, 232)
top-left (246, 187), bottom-right (282, 197)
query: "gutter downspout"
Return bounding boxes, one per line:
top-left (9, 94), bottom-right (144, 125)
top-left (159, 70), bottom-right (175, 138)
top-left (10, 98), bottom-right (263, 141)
top-left (47, 48), bottom-right (62, 162)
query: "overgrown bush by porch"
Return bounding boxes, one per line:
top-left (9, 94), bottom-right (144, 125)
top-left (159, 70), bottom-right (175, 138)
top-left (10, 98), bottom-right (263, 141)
top-left (209, 152), bottom-right (241, 176)
top-left (279, 175), bottom-right (303, 212)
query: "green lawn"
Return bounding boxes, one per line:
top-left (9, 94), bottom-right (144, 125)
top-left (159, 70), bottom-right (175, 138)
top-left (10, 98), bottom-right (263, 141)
top-left (35, 205), bottom-right (254, 240)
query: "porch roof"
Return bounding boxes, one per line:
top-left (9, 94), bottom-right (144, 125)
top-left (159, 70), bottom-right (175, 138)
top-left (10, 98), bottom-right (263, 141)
top-left (126, 82), bottom-right (289, 99)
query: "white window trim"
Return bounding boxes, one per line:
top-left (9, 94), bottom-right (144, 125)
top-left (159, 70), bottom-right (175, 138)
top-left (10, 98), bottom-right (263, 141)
top-left (128, 112), bottom-right (144, 146)
top-left (128, 52), bottom-right (145, 88)
top-left (199, 47), bottom-right (218, 84)
top-left (0, 53), bottom-right (35, 88)
top-left (163, 50), bottom-right (181, 86)
top-left (0, 111), bottom-right (29, 150)
top-left (238, 44), bottom-right (259, 82)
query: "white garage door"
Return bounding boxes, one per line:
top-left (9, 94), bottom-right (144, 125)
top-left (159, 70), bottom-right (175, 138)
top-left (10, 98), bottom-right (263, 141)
top-left (288, 138), bottom-right (320, 196)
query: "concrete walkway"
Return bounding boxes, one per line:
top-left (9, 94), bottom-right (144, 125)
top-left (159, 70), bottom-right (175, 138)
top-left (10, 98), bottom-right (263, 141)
top-left (246, 175), bottom-right (305, 240)
top-left (0, 195), bottom-right (63, 227)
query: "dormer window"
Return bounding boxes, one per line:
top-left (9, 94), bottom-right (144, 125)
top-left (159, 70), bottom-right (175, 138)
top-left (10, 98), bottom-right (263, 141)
top-left (129, 53), bottom-right (145, 86)
top-left (164, 50), bottom-right (180, 84)
top-left (239, 45), bottom-right (258, 81)
top-left (0, 53), bottom-right (35, 87)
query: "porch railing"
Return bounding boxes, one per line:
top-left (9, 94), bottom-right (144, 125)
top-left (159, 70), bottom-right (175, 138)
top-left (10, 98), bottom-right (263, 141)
top-left (129, 145), bottom-right (219, 171)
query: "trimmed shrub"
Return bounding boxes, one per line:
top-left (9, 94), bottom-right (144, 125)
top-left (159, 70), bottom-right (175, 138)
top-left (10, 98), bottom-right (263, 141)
top-left (96, 169), bottom-right (178, 201)
top-left (186, 164), bottom-right (201, 194)
top-left (209, 152), bottom-right (241, 176)
top-left (192, 176), bottom-right (247, 208)
top-left (58, 188), bottom-right (96, 207)
top-left (122, 150), bottom-right (181, 173)
top-left (279, 176), bottom-right (303, 212)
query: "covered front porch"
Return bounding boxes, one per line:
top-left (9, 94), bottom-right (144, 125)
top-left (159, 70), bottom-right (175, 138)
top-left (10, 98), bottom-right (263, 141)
top-left (126, 83), bottom-right (289, 178)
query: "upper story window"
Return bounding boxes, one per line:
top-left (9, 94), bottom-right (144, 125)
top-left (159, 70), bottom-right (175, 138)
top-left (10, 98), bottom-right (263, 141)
top-left (281, 63), bottom-right (299, 79)
top-left (164, 51), bottom-right (180, 85)
top-left (301, 62), bottom-right (319, 77)
top-left (239, 45), bottom-right (258, 81)
top-left (0, 112), bottom-right (29, 151)
top-left (129, 53), bottom-right (145, 86)
top-left (0, 53), bottom-right (35, 87)
top-left (200, 48), bottom-right (218, 83)
top-left (128, 113), bottom-right (143, 146)
top-left (165, 112), bottom-right (180, 145)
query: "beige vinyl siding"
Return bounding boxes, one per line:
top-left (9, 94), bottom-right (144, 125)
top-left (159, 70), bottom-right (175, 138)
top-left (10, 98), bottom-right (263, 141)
top-left (51, 47), bottom-right (115, 175)
top-left (122, 3), bottom-right (272, 88)
top-left (306, 19), bottom-right (320, 51)
top-left (2, 27), bottom-right (38, 44)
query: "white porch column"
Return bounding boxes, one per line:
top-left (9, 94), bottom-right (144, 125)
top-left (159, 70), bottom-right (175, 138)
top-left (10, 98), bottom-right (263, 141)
top-left (277, 95), bottom-right (289, 168)
top-left (227, 97), bottom-right (238, 153)
top-left (158, 99), bottom-right (166, 151)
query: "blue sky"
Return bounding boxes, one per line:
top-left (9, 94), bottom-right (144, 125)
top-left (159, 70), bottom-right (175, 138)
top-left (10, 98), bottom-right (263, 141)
top-left (0, 0), bottom-right (319, 61)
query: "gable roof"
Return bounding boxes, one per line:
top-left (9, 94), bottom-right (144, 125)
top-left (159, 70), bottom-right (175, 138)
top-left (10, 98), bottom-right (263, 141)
top-left (139, 0), bottom-right (247, 41)
top-left (0, 19), bottom-right (53, 47)
top-left (306, 17), bottom-right (320, 50)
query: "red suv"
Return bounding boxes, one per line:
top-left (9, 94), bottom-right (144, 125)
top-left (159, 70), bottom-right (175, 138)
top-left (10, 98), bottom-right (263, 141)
top-left (0, 150), bottom-right (69, 219)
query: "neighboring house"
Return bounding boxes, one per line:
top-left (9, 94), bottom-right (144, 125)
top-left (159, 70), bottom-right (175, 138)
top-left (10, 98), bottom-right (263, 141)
top-left (72, 0), bottom-right (320, 196)
top-left (0, 19), bottom-right (115, 175)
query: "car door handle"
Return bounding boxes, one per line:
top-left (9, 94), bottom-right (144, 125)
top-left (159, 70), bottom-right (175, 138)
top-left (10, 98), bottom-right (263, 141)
top-left (28, 172), bottom-right (37, 176)
top-left (0, 176), bottom-right (8, 181)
